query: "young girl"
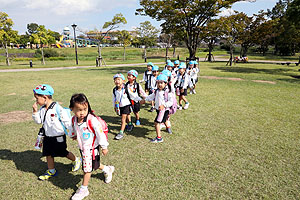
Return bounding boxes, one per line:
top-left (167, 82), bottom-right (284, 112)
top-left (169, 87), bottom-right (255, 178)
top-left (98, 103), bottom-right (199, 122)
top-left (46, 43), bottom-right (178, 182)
top-left (142, 74), bottom-right (174, 143)
top-left (175, 63), bottom-right (190, 110)
top-left (139, 62), bottom-right (153, 93)
top-left (126, 70), bottom-right (148, 126)
top-left (32, 84), bottom-right (81, 181)
top-left (189, 61), bottom-right (199, 94)
top-left (148, 65), bottom-right (160, 112)
top-left (69, 93), bottom-right (114, 200)
top-left (113, 73), bottom-right (134, 140)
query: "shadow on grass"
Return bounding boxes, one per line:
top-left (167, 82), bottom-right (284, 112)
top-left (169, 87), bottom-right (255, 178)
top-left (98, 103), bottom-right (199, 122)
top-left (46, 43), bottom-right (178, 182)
top-left (0, 149), bottom-right (81, 191)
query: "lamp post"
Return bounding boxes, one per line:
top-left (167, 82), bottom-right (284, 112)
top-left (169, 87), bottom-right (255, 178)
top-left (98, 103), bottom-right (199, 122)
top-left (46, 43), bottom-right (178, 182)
top-left (71, 23), bottom-right (78, 65)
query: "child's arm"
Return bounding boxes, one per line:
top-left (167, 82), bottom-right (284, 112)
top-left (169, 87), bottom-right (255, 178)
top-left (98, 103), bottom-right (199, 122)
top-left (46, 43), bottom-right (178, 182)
top-left (128, 87), bottom-right (143, 102)
top-left (145, 92), bottom-right (155, 102)
top-left (139, 85), bottom-right (148, 99)
top-left (32, 102), bottom-right (42, 124)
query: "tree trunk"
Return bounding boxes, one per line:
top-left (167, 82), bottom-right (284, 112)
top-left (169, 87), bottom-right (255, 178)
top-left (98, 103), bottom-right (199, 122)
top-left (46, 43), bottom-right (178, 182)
top-left (41, 45), bottom-right (45, 65)
top-left (208, 42), bottom-right (213, 62)
top-left (229, 45), bottom-right (233, 66)
top-left (166, 47), bottom-right (169, 62)
top-left (173, 47), bottom-right (176, 58)
top-left (97, 43), bottom-right (102, 67)
top-left (123, 46), bottom-right (126, 61)
top-left (144, 47), bottom-right (147, 61)
top-left (5, 42), bottom-right (10, 66)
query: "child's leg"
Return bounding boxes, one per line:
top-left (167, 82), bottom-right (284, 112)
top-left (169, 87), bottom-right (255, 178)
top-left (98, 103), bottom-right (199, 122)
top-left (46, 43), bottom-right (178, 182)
top-left (135, 112), bottom-right (140, 121)
top-left (82, 172), bottom-right (92, 186)
top-left (66, 151), bottom-right (76, 161)
top-left (99, 163), bottom-right (115, 183)
top-left (182, 96), bottom-right (188, 103)
top-left (46, 156), bottom-right (55, 169)
top-left (154, 122), bottom-right (161, 138)
top-left (179, 95), bottom-right (183, 105)
top-left (120, 114), bottom-right (127, 131)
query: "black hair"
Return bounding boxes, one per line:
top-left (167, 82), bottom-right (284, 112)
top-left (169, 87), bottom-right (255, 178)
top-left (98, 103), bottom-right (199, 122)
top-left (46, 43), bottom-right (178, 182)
top-left (34, 93), bottom-right (52, 99)
top-left (69, 93), bottom-right (95, 116)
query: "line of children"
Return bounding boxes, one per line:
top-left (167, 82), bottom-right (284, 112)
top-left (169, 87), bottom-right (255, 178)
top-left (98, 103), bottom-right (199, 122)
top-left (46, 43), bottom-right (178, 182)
top-left (32, 84), bottom-right (82, 181)
top-left (174, 62), bottom-right (190, 110)
top-left (148, 65), bottom-right (160, 112)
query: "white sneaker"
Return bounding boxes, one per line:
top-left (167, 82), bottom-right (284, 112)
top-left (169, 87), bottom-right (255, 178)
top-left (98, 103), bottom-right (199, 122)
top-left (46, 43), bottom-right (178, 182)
top-left (72, 188), bottom-right (89, 200)
top-left (184, 103), bottom-right (189, 110)
top-left (193, 90), bottom-right (196, 94)
top-left (189, 91), bottom-right (193, 94)
top-left (104, 166), bottom-right (115, 183)
top-left (178, 106), bottom-right (182, 110)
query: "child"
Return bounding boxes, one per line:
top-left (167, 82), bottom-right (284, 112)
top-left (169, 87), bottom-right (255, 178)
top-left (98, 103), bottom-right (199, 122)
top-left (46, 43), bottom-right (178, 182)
top-left (139, 62), bottom-right (153, 93)
top-left (112, 73), bottom-right (134, 140)
top-left (173, 60), bottom-right (180, 74)
top-left (142, 74), bottom-right (174, 143)
top-left (69, 93), bottom-right (114, 200)
top-left (148, 65), bottom-right (160, 112)
top-left (126, 70), bottom-right (148, 126)
top-left (189, 61), bottom-right (199, 94)
top-left (174, 63), bottom-right (190, 110)
top-left (32, 84), bottom-right (81, 181)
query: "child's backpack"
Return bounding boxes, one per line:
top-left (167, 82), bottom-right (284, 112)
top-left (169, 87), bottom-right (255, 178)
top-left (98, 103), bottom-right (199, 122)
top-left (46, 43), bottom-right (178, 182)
top-left (55, 103), bottom-right (72, 135)
top-left (155, 88), bottom-right (177, 115)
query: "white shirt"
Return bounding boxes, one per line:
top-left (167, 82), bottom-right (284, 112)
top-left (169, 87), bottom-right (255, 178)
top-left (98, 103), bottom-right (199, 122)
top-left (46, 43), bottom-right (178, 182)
top-left (112, 85), bottom-right (131, 107)
top-left (126, 82), bottom-right (148, 103)
top-left (145, 88), bottom-right (174, 110)
top-left (190, 67), bottom-right (199, 79)
top-left (175, 72), bottom-right (189, 89)
top-left (32, 103), bottom-right (71, 137)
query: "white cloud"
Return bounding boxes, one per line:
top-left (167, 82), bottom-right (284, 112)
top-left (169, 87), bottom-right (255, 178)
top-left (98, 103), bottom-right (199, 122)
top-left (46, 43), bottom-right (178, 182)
top-left (219, 8), bottom-right (235, 17)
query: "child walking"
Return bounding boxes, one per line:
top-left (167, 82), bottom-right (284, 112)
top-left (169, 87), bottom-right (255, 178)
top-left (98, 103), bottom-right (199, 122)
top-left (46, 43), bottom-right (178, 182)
top-left (142, 74), bottom-right (174, 143)
top-left (32, 84), bottom-right (81, 181)
top-left (175, 63), bottom-right (190, 110)
top-left (126, 70), bottom-right (148, 126)
top-left (139, 62), bottom-right (153, 93)
top-left (189, 61), bottom-right (199, 94)
top-left (69, 93), bottom-right (114, 200)
top-left (112, 73), bottom-right (134, 140)
top-left (148, 65), bottom-right (160, 112)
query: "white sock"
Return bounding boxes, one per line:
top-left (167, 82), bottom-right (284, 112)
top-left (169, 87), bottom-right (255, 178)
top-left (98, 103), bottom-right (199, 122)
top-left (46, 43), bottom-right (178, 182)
top-left (102, 165), bottom-right (109, 173)
top-left (80, 185), bottom-right (88, 190)
top-left (49, 168), bottom-right (55, 173)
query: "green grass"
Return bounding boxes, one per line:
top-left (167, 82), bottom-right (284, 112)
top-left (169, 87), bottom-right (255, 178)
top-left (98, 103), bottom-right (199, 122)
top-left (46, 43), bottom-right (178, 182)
top-left (0, 62), bottom-right (300, 199)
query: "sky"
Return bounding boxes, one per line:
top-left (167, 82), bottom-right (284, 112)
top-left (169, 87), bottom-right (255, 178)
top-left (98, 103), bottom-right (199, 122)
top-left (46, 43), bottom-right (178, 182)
top-left (1, 0), bottom-right (279, 35)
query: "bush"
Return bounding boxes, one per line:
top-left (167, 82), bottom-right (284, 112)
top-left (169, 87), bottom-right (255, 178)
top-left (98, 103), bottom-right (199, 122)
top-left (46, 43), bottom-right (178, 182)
top-left (35, 48), bottom-right (59, 58)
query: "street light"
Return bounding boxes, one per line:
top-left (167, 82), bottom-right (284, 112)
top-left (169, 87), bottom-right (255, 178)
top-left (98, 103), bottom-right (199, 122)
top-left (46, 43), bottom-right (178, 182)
top-left (71, 23), bottom-right (78, 65)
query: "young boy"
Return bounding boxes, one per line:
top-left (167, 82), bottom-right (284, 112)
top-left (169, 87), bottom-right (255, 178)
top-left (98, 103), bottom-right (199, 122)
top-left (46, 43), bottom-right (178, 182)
top-left (174, 63), bottom-right (190, 110)
top-left (112, 73), bottom-right (135, 140)
top-left (142, 74), bottom-right (174, 143)
top-left (32, 84), bottom-right (81, 180)
top-left (189, 61), bottom-right (199, 94)
top-left (126, 70), bottom-right (148, 126)
top-left (148, 65), bottom-right (160, 112)
top-left (139, 62), bottom-right (153, 93)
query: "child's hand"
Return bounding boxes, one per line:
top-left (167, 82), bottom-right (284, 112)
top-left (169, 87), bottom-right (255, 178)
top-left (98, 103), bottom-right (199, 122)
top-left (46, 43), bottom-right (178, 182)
top-left (140, 100), bottom-right (145, 104)
top-left (71, 136), bottom-right (77, 140)
top-left (32, 102), bottom-right (38, 113)
top-left (102, 149), bottom-right (108, 156)
top-left (159, 105), bottom-right (165, 111)
top-left (180, 89), bottom-right (184, 93)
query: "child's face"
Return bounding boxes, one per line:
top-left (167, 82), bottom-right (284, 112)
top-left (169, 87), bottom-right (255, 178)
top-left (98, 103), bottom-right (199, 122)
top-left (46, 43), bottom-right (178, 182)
top-left (34, 94), bottom-right (47, 106)
top-left (179, 68), bottom-right (185, 74)
top-left (157, 80), bottom-right (167, 90)
top-left (147, 65), bottom-right (152, 71)
top-left (114, 78), bottom-right (123, 87)
top-left (152, 70), bottom-right (159, 77)
top-left (167, 66), bottom-right (172, 71)
top-left (127, 74), bottom-right (136, 83)
top-left (72, 102), bottom-right (88, 122)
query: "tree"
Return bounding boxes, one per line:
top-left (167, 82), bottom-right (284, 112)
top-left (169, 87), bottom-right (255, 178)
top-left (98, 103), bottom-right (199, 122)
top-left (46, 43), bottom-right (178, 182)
top-left (27, 23), bottom-right (39, 49)
top-left (136, 0), bottom-right (241, 59)
top-left (88, 13), bottom-right (127, 66)
top-left (218, 12), bottom-right (249, 66)
top-left (135, 21), bottom-right (159, 59)
top-left (32, 25), bottom-right (55, 65)
top-left (117, 30), bottom-right (132, 61)
top-left (18, 34), bottom-right (30, 48)
top-left (0, 12), bottom-right (19, 66)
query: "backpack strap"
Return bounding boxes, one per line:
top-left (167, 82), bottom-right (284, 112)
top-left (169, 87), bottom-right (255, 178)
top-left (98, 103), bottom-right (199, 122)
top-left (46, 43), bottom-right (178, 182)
top-left (87, 114), bottom-right (97, 160)
top-left (55, 103), bottom-right (69, 135)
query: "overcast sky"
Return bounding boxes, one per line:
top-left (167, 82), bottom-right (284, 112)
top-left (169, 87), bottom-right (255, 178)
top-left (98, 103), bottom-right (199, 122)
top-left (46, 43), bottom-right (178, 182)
top-left (1, 0), bottom-right (278, 35)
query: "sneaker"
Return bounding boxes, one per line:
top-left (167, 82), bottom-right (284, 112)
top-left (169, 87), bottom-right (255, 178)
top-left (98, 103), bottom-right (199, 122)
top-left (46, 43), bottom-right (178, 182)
top-left (149, 107), bottom-right (154, 112)
top-left (166, 127), bottom-right (172, 134)
top-left (135, 120), bottom-right (141, 126)
top-left (104, 166), bottom-right (115, 183)
top-left (72, 157), bottom-right (82, 172)
top-left (178, 106), bottom-right (182, 110)
top-left (189, 91), bottom-right (193, 94)
top-left (38, 169), bottom-right (57, 181)
top-left (72, 187), bottom-right (89, 200)
top-left (127, 124), bottom-right (134, 132)
top-left (150, 137), bottom-right (163, 143)
top-left (115, 132), bottom-right (124, 140)
top-left (193, 89), bottom-right (196, 94)
top-left (184, 103), bottom-right (189, 110)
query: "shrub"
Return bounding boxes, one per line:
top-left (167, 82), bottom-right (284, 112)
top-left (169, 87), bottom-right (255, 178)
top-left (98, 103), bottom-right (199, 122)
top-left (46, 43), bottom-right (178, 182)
top-left (35, 48), bottom-right (59, 58)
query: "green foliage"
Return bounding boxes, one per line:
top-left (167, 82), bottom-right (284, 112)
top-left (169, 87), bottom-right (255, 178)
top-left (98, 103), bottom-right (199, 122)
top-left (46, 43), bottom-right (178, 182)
top-left (34, 48), bottom-right (60, 58)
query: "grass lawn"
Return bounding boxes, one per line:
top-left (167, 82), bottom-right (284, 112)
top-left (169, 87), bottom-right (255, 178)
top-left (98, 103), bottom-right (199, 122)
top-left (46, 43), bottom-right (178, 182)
top-left (0, 61), bottom-right (300, 199)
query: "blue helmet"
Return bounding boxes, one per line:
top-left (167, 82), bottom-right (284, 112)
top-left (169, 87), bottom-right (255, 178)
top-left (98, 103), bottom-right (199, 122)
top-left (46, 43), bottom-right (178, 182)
top-left (33, 84), bottom-right (54, 96)
top-left (166, 59), bottom-right (171, 63)
top-left (147, 62), bottom-right (154, 67)
top-left (194, 61), bottom-right (198, 65)
top-left (174, 60), bottom-right (179, 65)
top-left (156, 74), bottom-right (168, 82)
top-left (167, 62), bottom-right (174, 67)
top-left (127, 70), bottom-right (138, 78)
top-left (178, 62), bottom-right (186, 69)
top-left (113, 73), bottom-right (125, 80)
top-left (161, 70), bottom-right (171, 77)
top-left (152, 65), bottom-right (159, 71)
